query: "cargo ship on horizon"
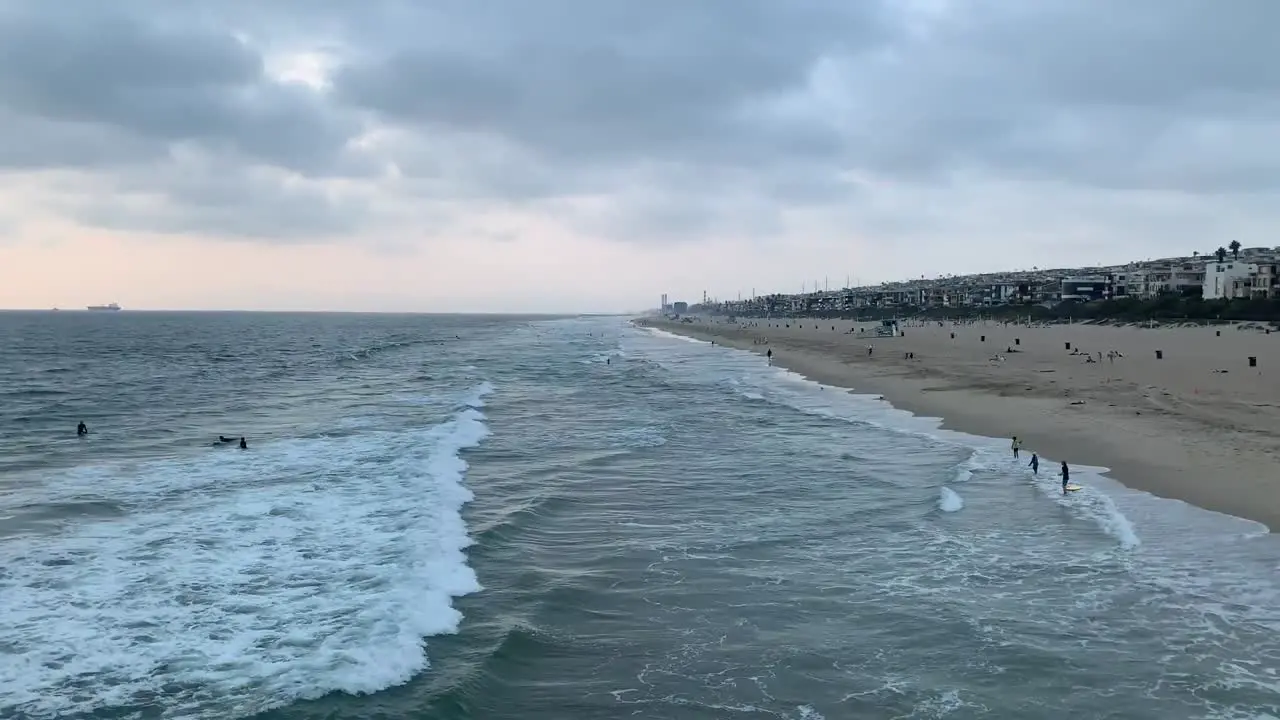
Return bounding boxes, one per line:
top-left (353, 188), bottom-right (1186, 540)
top-left (87, 302), bottom-right (121, 311)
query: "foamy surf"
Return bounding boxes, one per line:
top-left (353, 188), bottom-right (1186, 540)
top-left (0, 383), bottom-right (495, 719)
top-left (938, 487), bottom-right (964, 512)
top-left (628, 326), bottom-right (1147, 551)
top-left (1037, 463), bottom-right (1141, 550)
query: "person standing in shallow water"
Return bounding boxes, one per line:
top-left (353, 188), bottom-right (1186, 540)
top-left (1011, 436), bottom-right (1021, 459)
top-left (76, 421), bottom-right (88, 436)
top-left (239, 437), bottom-right (247, 450)
top-left (1060, 461), bottom-right (1070, 494)
top-left (1028, 453), bottom-right (1039, 475)
top-left (766, 348), bottom-right (772, 366)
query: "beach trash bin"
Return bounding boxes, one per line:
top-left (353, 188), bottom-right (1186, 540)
top-left (1065, 342), bottom-right (1071, 350)
top-left (1015, 338), bottom-right (1021, 345)
top-left (1216, 330), bottom-right (1221, 337)
top-left (1249, 356), bottom-right (1257, 367)
top-left (1156, 350), bottom-right (1164, 359)
top-left (980, 335), bottom-right (986, 342)
top-left (950, 332), bottom-right (955, 339)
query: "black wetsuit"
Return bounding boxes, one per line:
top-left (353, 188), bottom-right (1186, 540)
top-left (1061, 464), bottom-right (1070, 493)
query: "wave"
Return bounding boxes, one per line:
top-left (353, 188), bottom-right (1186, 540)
top-left (938, 487), bottom-right (964, 512)
top-left (334, 336), bottom-right (450, 365)
top-left (0, 382), bottom-right (496, 719)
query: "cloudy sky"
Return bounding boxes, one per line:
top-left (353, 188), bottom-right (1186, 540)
top-left (1, 0), bottom-right (1276, 312)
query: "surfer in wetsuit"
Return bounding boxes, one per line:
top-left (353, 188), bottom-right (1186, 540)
top-left (1028, 453), bottom-right (1039, 475)
top-left (766, 348), bottom-right (773, 366)
top-left (77, 421), bottom-right (88, 436)
top-left (239, 437), bottom-right (248, 450)
top-left (218, 435), bottom-right (236, 443)
top-left (1060, 461), bottom-right (1070, 494)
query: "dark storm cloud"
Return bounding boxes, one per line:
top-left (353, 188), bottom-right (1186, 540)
top-left (1, 0), bottom-right (1278, 242)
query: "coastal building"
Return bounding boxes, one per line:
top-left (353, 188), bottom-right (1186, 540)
top-left (1060, 275), bottom-right (1112, 302)
top-left (672, 301), bottom-right (688, 314)
top-left (1203, 262), bottom-right (1258, 300)
top-left (689, 249), bottom-right (1277, 317)
top-left (1251, 263), bottom-right (1278, 298)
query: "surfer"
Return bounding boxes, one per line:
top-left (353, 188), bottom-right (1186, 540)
top-left (77, 421), bottom-right (88, 436)
top-left (1060, 461), bottom-right (1070, 494)
top-left (217, 435), bottom-right (237, 443)
top-left (239, 437), bottom-right (248, 450)
top-left (1028, 453), bottom-right (1039, 475)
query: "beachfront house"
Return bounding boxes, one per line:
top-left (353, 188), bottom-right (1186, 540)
top-left (1060, 275), bottom-right (1112, 302)
top-left (1251, 264), bottom-right (1278, 298)
top-left (1203, 262), bottom-right (1258, 300)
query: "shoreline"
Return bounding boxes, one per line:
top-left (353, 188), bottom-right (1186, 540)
top-left (637, 316), bottom-right (1280, 533)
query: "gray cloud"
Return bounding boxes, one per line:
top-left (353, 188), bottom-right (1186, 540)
top-left (0, 5), bottom-right (361, 176)
top-left (0, 0), bottom-right (1277, 251)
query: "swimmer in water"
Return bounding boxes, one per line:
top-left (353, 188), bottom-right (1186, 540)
top-left (239, 437), bottom-right (248, 450)
top-left (77, 421), bottom-right (88, 436)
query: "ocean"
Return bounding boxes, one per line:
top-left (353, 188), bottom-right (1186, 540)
top-left (2, 311), bottom-right (1279, 720)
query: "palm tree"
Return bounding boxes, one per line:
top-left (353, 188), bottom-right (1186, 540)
top-left (1216, 246), bottom-right (1227, 263)
top-left (1229, 240), bottom-right (1241, 259)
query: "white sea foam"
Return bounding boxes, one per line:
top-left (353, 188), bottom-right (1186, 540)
top-left (950, 451), bottom-right (985, 484)
top-left (462, 380), bottom-right (495, 408)
top-left (641, 326), bottom-right (711, 345)
top-left (938, 487), bottom-right (964, 513)
top-left (0, 383), bottom-right (494, 719)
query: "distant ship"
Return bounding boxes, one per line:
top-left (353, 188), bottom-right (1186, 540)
top-left (87, 303), bottom-right (121, 311)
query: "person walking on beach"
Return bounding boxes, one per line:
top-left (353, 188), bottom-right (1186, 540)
top-left (1059, 461), bottom-right (1070, 494)
top-left (766, 348), bottom-right (773, 366)
top-left (1011, 436), bottom-right (1021, 459)
top-left (1028, 453), bottom-right (1039, 475)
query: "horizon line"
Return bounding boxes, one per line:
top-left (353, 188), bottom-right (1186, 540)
top-left (0, 308), bottom-right (644, 316)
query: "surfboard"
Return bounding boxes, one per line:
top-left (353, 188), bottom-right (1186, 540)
top-left (1064, 484), bottom-right (1083, 492)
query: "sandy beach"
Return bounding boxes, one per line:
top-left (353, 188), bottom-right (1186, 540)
top-left (639, 315), bottom-right (1280, 531)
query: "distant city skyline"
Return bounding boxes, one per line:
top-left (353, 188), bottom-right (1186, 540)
top-left (2, 2), bottom-right (1277, 312)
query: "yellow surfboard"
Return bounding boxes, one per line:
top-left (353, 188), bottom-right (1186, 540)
top-left (1064, 484), bottom-right (1083, 492)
